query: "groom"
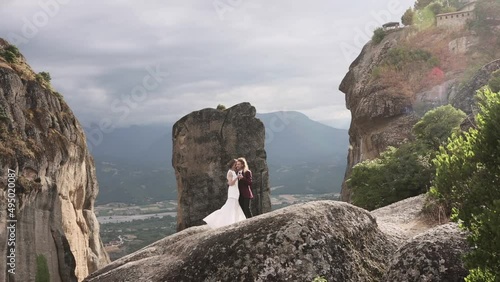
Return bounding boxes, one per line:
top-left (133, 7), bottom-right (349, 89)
top-left (236, 157), bottom-right (253, 218)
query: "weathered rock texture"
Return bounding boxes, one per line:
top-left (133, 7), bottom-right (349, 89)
top-left (371, 195), bottom-right (433, 245)
top-left (372, 195), bottom-right (471, 281)
top-left (84, 194), bottom-right (472, 281)
top-left (172, 102), bottom-right (271, 231)
top-left (0, 39), bottom-right (109, 282)
top-left (84, 201), bottom-right (397, 282)
top-left (339, 30), bottom-right (419, 202)
top-left (450, 59), bottom-right (500, 114)
top-left (383, 223), bottom-right (470, 281)
top-left (339, 27), bottom-right (500, 202)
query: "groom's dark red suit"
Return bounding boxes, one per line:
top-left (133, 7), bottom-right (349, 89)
top-left (238, 170), bottom-right (253, 198)
top-left (238, 170), bottom-right (253, 218)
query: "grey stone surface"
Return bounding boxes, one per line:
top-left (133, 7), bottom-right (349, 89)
top-left (383, 223), bottom-right (470, 282)
top-left (84, 200), bottom-right (397, 282)
top-left (0, 39), bottom-right (109, 282)
top-left (338, 30), bottom-right (419, 202)
top-left (450, 59), bottom-right (500, 114)
top-left (338, 29), bottom-right (499, 203)
top-left (172, 102), bottom-right (271, 231)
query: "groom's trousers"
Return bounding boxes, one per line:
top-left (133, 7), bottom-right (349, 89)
top-left (239, 197), bottom-right (253, 218)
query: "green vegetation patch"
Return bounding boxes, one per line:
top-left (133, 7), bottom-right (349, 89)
top-left (372, 28), bottom-right (386, 45)
top-left (35, 254), bottom-right (50, 282)
top-left (430, 89), bottom-right (500, 281)
top-left (348, 105), bottom-right (465, 210)
top-left (0, 45), bottom-right (21, 64)
top-left (385, 47), bottom-right (439, 70)
top-left (413, 7), bottom-right (436, 31)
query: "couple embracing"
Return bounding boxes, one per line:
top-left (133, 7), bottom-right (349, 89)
top-left (203, 157), bottom-right (253, 229)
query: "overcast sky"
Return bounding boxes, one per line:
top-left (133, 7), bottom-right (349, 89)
top-left (0, 0), bottom-right (414, 130)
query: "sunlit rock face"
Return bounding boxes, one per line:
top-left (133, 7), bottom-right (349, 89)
top-left (339, 28), bottom-right (499, 202)
top-left (0, 38), bottom-right (109, 282)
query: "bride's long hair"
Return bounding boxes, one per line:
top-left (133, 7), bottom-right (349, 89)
top-left (237, 157), bottom-right (249, 172)
top-left (228, 159), bottom-right (238, 170)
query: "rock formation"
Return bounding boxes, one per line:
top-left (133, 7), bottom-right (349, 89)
top-left (383, 223), bottom-right (470, 281)
top-left (0, 39), bottom-right (109, 281)
top-left (450, 59), bottom-right (500, 114)
top-left (84, 193), bottom-right (471, 281)
top-left (372, 195), bottom-right (470, 281)
top-left (84, 201), bottom-right (397, 282)
top-left (339, 27), bottom-right (500, 202)
top-left (172, 102), bottom-right (271, 231)
top-left (339, 30), bottom-right (419, 202)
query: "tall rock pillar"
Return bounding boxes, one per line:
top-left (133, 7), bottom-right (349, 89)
top-left (172, 102), bottom-right (271, 231)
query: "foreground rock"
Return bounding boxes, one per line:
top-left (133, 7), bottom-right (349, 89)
top-left (371, 195), bottom-right (470, 280)
top-left (371, 195), bottom-right (434, 244)
top-left (0, 39), bottom-right (109, 281)
top-left (172, 102), bottom-right (271, 231)
top-left (383, 223), bottom-right (470, 281)
top-left (85, 201), bottom-right (396, 282)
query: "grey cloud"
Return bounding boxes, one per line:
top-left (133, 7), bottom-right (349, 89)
top-left (0, 0), bottom-right (415, 129)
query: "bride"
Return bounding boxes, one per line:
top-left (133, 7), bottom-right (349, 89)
top-left (203, 159), bottom-right (246, 228)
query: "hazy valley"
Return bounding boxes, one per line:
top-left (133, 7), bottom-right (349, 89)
top-left (87, 111), bottom-right (349, 205)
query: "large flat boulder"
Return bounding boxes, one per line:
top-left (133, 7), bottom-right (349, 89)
top-left (85, 201), bottom-right (397, 282)
top-left (383, 223), bottom-right (470, 281)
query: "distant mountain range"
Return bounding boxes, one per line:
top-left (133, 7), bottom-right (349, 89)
top-left (258, 111), bottom-right (348, 165)
top-left (85, 111), bottom-right (349, 205)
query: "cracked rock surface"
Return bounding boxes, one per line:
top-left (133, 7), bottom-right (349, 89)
top-left (85, 201), bottom-right (396, 282)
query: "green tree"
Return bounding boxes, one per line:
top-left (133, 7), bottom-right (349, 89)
top-left (413, 105), bottom-right (466, 149)
top-left (1, 51), bottom-right (17, 63)
top-left (428, 2), bottom-right (444, 15)
top-left (413, 7), bottom-right (436, 30)
top-left (372, 27), bottom-right (386, 45)
top-left (401, 7), bottom-right (414, 26)
top-left (0, 44), bottom-right (21, 64)
top-left (38, 71), bottom-right (51, 82)
top-left (216, 104), bottom-right (226, 110)
top-left (431, 89), bottom-right (500, 281)
top-left (348, 142), bottom-right (434, 210)
top-left (5, 45), bottom-right (20, 56)
top-left (348, 104), bottom-right (465, 211)
top-left (414, 0), bottom-right (433, 10)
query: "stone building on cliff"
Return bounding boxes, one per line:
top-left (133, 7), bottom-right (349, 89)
top-left (436, 1), bottom-right (476, 29)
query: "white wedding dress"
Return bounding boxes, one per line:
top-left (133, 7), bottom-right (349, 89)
top-left (203, 170), bottom-right (246, 228)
